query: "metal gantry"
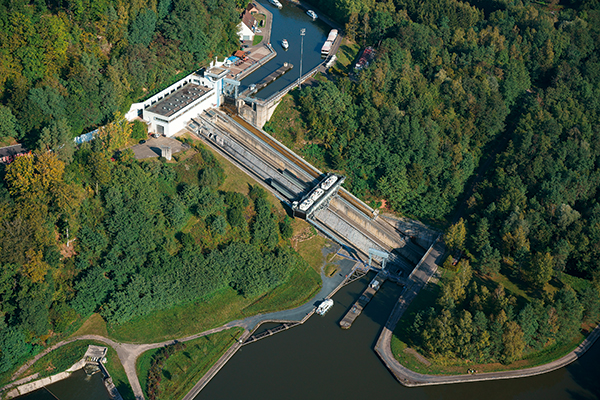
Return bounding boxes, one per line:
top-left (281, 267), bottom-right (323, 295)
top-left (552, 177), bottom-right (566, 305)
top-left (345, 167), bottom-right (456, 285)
top-left (368, 248), bottom-right (390, 270)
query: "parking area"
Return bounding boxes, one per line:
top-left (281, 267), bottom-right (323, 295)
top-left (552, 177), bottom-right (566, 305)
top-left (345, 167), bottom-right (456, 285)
top-left (130, 136), bottom-right (189, 160)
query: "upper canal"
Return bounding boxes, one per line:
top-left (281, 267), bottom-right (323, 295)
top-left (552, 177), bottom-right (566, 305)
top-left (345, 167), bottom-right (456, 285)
top-left (241, 0), bottom-right (332, 99)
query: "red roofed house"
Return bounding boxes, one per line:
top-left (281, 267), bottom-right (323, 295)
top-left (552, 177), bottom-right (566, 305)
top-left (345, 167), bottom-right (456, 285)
top-left (238, 10), bottom-right (257, 42)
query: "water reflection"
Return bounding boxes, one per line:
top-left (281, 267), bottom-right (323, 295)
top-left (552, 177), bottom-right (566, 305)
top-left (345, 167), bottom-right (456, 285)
top-left (17, 369), bottom-right (110, 400)
top-left (195, 276), bottom-right (600, 400)
top-left (241, 0), bottom-right (331, 98)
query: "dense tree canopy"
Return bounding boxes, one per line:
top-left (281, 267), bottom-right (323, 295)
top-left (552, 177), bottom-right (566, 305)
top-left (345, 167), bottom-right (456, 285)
top-left (274, 0), bottom-right (600, 361)
top-left (0, 144), bottom-right (305, 374)
top-left (0, 0), bottom-right (240, 146)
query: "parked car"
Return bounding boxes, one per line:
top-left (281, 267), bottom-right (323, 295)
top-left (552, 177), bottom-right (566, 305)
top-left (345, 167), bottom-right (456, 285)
top-left (139, 139), bottom-right (146, 144)
top-left (151, 133), bottom-right (159, 138)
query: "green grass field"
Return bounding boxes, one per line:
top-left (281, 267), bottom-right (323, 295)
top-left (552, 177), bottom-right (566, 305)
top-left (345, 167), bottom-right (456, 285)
top-left (137, 328), bottom-right (243, 400)
top-left (10, 339), bottom-right (135, 400)
top-left (22, 341), bottom-right (97, 380)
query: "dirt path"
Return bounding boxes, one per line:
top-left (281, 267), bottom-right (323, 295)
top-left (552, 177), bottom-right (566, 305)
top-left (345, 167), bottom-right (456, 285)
top-left (3, 326), bottom-right (238, 400)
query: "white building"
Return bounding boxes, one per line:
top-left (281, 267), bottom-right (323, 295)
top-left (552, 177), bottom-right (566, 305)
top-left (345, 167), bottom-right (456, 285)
top-left (125, 67), bottom-right (229, 137)
top-left (238, 10), bottom-right (256, 42)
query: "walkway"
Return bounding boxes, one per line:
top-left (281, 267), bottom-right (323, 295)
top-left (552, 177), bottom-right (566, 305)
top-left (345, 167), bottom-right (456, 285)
top-left (376, 324), bottom-right (600, 386)
top-left (2, 254), bottom-right (357, 400)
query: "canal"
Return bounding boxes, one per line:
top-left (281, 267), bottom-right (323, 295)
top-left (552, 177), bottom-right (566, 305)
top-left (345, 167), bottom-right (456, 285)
top-left (241, 0), bottom-right (332, 99)
top-left (15, 275), bottom-right (600, 399)
top-left (17, 369), bottom-right (110, 400)
top-left (194, 274), bottom-right (600, 400)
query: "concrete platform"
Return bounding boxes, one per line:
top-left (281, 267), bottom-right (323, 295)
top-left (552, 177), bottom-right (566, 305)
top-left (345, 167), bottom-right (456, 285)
top-left (130, 136), bottom-right (189, 159)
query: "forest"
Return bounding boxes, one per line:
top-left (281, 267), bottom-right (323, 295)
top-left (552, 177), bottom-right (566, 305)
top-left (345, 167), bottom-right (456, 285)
top-left (267, 0), bottom-right (600, 363)
top-left (0, 0), bottom-right (240, 147)
top-left (0, 0), bottom-right (310, 376)
top-left (2, 0), bottom-right (600, 377)
top-left (0, 141), bottom-right (304, 374)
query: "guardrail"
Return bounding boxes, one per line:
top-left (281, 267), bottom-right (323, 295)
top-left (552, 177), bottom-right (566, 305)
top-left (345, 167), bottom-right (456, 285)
top-left (261, 57), bottom-right (328, 105)
top-left (407, 234), bottom-right (442, 282)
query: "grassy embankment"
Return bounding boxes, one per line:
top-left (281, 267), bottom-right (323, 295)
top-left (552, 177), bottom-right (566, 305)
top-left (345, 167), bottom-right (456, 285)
top-left (333, 39), bottom-right (361, 72)
top-left (390, 264), bottom-right (590, 375)
top-left (252, 35), bottom-right (263, 46)
top-left (74, 142), bottom-right (323, 344)
top-left (137, 328), bottom-right (243, 400)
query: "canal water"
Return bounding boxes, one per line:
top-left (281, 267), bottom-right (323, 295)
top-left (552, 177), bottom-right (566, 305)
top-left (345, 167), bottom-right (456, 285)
top-left (17, 369), bottom-right (110, 400)
top-left (241, 0), bottom-right (332, 99)
top-left (194, 275), bottom-right (600, 400)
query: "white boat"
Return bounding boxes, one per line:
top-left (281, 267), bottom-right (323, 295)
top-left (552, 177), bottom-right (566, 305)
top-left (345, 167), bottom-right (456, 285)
top-left (316, 299), bottom-right (333, 315)
top-left (282, 39), bottom-right (289, 49)
top-left (309, 188), bottom-right (324, 201)
top-left (326, 29), bottom-right (338, 42)
top-left (320, 175), bottom-right (338, 190)
top-left (307, 9), bottom-right (317, 19)
top-left (299, 198), bottom-right (314, 211)
top-left (321, 41), bottom-right (333, 56)
top-left (269, 0), bottom-right (282, 8)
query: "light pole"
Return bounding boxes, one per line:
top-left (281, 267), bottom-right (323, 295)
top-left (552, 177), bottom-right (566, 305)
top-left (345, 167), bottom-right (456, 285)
top-left (299, 28), bottom-right (305, 90)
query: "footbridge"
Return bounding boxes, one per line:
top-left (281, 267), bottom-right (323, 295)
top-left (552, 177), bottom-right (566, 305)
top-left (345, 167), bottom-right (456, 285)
top-left (189, 108), bottom-right (438, 277)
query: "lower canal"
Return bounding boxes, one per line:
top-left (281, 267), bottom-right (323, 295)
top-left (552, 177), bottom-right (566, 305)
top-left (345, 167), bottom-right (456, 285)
top-left (241, 0), bottom-right (332, 99)
top-left (17, 369), bottom-right (109, 400)
top-left (195, 274), bottom-right (600, 400)
top-left (16, 275), bottom-right (600, 399)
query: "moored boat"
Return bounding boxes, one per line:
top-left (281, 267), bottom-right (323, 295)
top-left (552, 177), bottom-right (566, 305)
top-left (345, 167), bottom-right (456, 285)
top-left (282, 39), bottom-right (289, 49)
top-left (306, 9), bottom-right (317, 19)
top-left (309, 188), bottom-right (324, 201)
top-left (299, 198), bottom-right (314, 211)
top-left (269, 0), bottom-right (282, 8)
top-left (320, 175), bottom-right (338, 190)
top-left (316, 299), bottom-right (334, 315)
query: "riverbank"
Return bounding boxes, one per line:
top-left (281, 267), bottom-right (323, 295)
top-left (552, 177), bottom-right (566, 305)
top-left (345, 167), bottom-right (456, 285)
top-left (373, 238), bottom-right (600, 386)
top-left (4, 345), bottom-right (122, 400)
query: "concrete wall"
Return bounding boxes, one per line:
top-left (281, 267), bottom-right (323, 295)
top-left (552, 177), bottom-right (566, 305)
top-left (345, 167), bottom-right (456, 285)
top-left (6, 360), bottom-right (86, 398)
top-left (330, 197), bottom-right (406, 250)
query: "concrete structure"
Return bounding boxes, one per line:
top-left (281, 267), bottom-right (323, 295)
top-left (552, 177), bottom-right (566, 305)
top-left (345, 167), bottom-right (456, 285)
top-left (125, 67), bottom-right (230, 137)
top-left (161, 146), bottom-right (172, 160)
top-left (84, 345), bottom-right (107, 363)
top-left (191, 109), bottom-right (437, 276)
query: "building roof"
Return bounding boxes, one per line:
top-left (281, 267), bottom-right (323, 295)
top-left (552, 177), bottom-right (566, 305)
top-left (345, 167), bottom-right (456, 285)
top-left (241, 10), bottom-right (256, 30)
top-left (206, 67), bottom-right (228, 79)
top-left (246, 2), bottom-right (259, 13)
top-left (0, 144), bottom-right (26, 158)
top-left (145, 83), bottom-right (212, 118)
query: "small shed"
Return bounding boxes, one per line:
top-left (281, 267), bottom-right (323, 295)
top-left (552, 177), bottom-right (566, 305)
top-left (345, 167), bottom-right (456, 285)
top-left (224, 56), bottom-right (240, 67)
